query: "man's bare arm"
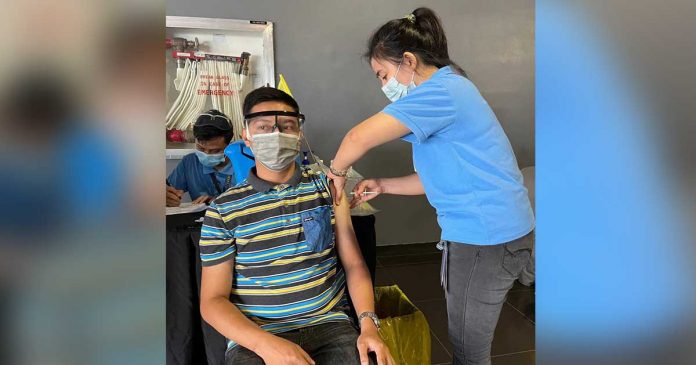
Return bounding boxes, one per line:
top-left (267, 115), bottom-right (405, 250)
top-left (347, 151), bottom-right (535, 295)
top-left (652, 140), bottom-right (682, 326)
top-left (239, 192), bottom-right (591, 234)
top-left (200, 260), bottom-right (316, 364)
top-left (199, 260), bottom-right (271, 352)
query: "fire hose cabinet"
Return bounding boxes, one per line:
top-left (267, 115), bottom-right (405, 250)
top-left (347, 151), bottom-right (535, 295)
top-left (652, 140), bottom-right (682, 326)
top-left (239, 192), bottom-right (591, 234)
top-left (166, 16), bottom-right (275, 160)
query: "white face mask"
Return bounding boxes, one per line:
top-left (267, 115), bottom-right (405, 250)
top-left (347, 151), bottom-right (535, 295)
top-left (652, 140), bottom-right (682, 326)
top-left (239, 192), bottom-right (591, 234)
top-left (248, 131), bottom-right (301, 171)
top-left (195, 150), bottom-right (226, 168)
top-left (381, 60), bottom-right (416, 102)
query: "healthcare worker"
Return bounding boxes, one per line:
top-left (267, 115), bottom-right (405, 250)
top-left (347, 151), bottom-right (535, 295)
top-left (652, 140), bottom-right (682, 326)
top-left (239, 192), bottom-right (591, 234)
top-left (328, 8), bottom-right (535, 365)
top-left (166, 110), bottom-right (237, 207)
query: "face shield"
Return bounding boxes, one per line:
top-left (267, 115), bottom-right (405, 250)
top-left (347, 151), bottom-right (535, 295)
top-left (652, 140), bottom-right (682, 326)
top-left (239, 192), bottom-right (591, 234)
top-left (243, 110), bottom-right (305, 137)
top-left (242, 110), bottom-right (305, 171)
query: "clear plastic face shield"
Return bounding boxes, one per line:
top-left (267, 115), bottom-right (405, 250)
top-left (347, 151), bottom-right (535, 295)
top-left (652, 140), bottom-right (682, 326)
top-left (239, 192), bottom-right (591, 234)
top-left (243, 110), bottom-right (305, 138)
top-left (243, 110), bottom-right (306, 172)
top-left (243, 110), bottom-right (331, 192)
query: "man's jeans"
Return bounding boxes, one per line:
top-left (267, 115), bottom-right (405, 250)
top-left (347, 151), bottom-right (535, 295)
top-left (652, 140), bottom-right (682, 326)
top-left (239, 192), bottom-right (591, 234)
top-left (439, 231), bottom-right (534, 365)
top-left (225, 321), bottom-right (375, 365)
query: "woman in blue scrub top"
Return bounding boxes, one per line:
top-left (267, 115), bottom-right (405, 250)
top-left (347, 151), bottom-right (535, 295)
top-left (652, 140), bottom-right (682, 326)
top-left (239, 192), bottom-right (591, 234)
top-left (328, 8), bottom-right (535, 365)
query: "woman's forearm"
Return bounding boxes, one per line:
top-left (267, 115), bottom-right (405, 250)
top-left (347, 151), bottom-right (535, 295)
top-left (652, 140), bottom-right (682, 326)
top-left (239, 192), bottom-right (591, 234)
top-left (332, 128), bottom-right (370, 171)
top-left (378, 173), bottom-right (425, 195)
top-left (332, 112), bottom-right (413, 171)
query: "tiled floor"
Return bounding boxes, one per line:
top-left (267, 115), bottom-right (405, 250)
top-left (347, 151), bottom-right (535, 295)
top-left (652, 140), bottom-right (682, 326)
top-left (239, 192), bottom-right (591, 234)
top-left (375, 243), bottom-right (535, 365)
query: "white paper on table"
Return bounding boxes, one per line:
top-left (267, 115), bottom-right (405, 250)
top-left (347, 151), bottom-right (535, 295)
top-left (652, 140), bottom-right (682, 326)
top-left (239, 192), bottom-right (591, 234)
top-left (166, 202), bottom-right (208, 216)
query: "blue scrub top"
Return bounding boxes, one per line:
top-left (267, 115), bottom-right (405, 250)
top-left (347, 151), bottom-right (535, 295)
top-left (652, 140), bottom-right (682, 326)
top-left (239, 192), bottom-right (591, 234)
top-left (383, 66), bottom-right (535, 245)
top-left (224, 140), bottom-right (256, 184)
top-left (167, 153), bottom-right (238, 201)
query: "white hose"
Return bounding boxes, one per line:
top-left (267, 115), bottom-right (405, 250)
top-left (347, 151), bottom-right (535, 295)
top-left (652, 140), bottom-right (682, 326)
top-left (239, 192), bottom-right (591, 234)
top-left (176, 61), bottom-right (201, 130)
top-left (166, 55), bottom-right (249, 137)
top-left (231, 67), bottom-right (244, 140)
top-left (166, 59), bottom-right (193, 129)
top-left (181, 60), bottom-right (204, 129)
top-left (212, 60), bottom-right (222, 113)
top-left (221, 60), bottom-right (230, 118)
top-left (182, 60), bottom-right (208, 130)
top-left (167, 59), bottom-right (194, 129)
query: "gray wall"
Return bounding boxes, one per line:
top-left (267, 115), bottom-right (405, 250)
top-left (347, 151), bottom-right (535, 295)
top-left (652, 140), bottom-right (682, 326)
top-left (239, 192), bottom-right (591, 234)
top-left (166, 0), bottom-right (534, 245)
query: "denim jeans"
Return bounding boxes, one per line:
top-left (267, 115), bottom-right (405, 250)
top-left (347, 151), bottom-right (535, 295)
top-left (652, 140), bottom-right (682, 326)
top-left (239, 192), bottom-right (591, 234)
top-left (439, 231), bottom-right (534, 365)
top-left (225, 321), bottom-right (375, 365)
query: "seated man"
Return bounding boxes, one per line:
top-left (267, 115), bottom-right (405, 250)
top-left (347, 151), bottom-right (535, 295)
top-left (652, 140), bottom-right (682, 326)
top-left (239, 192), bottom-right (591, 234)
top-left (199, 87), bottom-right (393, 365)
top-left (166, 110), bottom-right (237, 207)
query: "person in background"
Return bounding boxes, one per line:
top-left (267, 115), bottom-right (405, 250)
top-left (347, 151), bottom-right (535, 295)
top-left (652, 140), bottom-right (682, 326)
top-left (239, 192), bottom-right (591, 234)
top-left (167, 110), bottom-right (236, 207)
top-left (328, 7), bottom-right (535, 365)
top-left (199, 87), bottom-right (393, 365)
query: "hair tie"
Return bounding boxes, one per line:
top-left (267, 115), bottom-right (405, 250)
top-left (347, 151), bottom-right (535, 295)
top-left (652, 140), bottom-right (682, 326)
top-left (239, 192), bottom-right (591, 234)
top-left (402, 13), bottom-right (416, 23)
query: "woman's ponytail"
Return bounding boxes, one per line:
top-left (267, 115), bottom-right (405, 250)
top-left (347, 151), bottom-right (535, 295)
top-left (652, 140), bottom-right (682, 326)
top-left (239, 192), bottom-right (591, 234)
top-left (366, 7), bottom-right (466, 77)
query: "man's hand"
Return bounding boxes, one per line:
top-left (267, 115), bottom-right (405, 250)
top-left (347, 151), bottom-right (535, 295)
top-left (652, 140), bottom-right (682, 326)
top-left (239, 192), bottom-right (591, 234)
top-left (350, 178), bottom-right (384, 209)
top-left (166, 185), bottom-right (184, 207)
top-left (255, 334), bottom-right (315, 365)
top-left (357, 321), bottom-right (394, 365)
top-left (192, 195), bottom-right (213, 205)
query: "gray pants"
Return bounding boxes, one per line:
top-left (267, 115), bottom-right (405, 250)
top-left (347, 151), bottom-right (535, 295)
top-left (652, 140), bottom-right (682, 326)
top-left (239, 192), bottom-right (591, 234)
top-left (225, 321), bottom-right (375, 365)
top-left (439, 231), bottom-right (534, 365)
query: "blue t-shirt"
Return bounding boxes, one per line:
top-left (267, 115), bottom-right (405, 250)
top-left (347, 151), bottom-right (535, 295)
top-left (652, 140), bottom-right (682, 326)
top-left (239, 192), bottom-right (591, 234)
top-left (383, 66), bottom-right (534, 245)
top-left (167, 153), bottom-right (238, 200)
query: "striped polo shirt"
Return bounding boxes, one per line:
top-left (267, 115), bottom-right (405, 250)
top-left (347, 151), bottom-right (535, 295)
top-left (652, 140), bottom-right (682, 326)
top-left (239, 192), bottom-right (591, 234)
top-left (199, 164), bottom-right (350, 350)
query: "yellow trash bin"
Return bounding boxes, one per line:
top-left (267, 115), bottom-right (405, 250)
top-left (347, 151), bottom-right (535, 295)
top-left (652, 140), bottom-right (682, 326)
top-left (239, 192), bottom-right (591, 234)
top-left (375, 285), bottom-right (431, 365)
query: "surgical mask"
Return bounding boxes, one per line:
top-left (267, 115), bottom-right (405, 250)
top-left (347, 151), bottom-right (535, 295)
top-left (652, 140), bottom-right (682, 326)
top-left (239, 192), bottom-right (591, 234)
top-left (381, 61), bottom-right (416, 102)
top-left (249, 131), bottom-right (301, 171)
top-left (195, 150), bottom-right (226, 168)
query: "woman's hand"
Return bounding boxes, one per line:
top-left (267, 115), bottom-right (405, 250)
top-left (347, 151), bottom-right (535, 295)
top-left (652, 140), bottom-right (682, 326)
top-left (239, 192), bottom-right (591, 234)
top-left (327, 171), bottom-right (347, 206)
top-left (356, 323), bottom-right (394, 365)
top-left (256, 334), bottom-right (315, 365)
top-left (350, 179), bottom-right (384, 209)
